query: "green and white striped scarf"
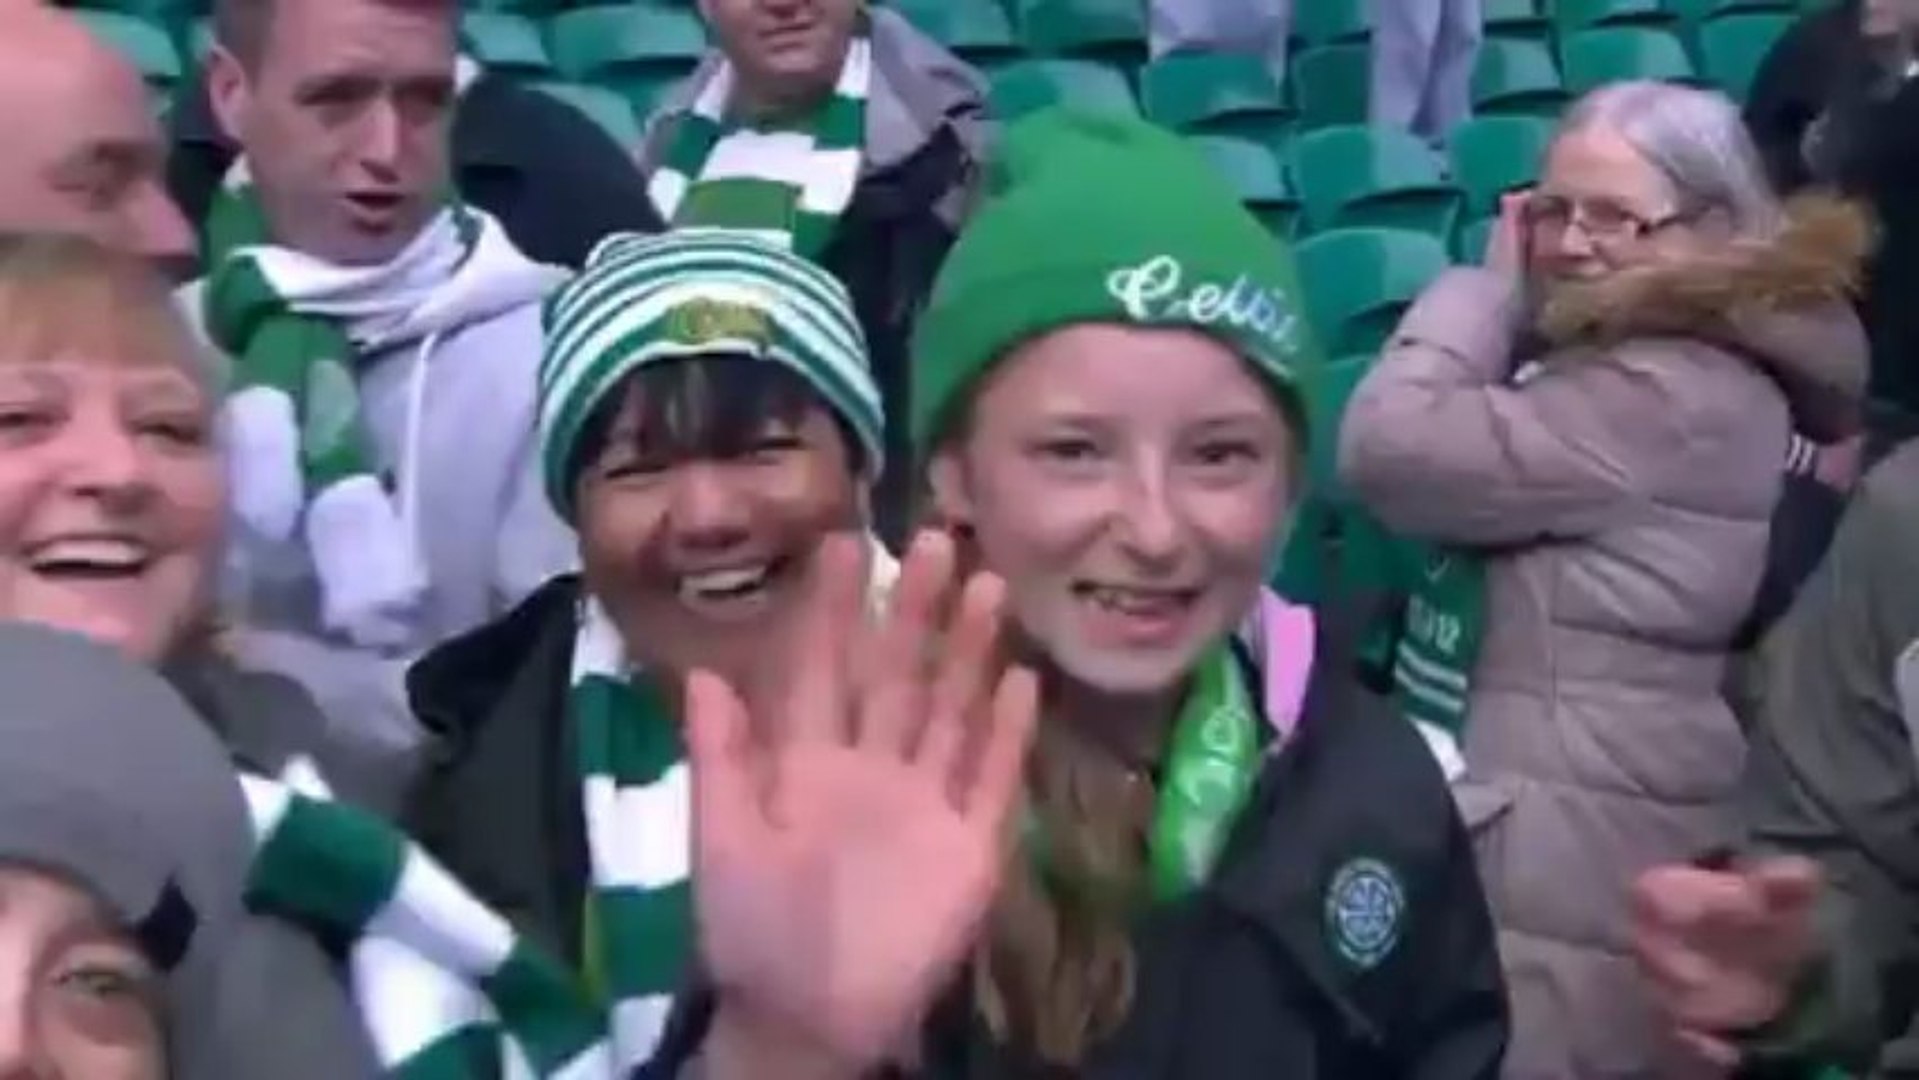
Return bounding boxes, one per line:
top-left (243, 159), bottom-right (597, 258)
top-left (203, 161), bottom-right (476, 518)
top-left (238, 589), bottom-right (702, 1080)
top-left (241, 768), bottom-right (627, 1078)
top-left (645, 37), bottom-right (871, 258)
top-left (566, 596), bottom-right (695, 1058)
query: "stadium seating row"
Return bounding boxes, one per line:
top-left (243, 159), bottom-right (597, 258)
top-left (67, 0), bottom-right (1818, 148)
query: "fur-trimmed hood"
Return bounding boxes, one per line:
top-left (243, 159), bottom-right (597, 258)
top-left (1537, 196), bottom-right (1872, 442)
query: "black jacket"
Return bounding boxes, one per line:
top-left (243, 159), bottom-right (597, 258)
top-left (167, 72), bottom-right (664, 274)
top-left (914, 617), bottom-right (1507, 1079)
top-left (404, 577), bottom-right (1508, 1079)
top-left (1746, 1), bottom-right (1919, 419)
top-left (818, 128), bottom-right (976, 546)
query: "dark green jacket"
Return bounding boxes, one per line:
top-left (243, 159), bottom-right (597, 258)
top-left (1741, 441), bottom-right (1919, 1076)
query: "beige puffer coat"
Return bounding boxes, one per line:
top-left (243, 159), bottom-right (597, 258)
top-left (1337, 198), bottom-right (1871, 1079)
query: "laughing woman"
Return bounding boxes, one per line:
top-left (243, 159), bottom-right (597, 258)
top-left (900, 110), bottom-right (1508, 1078)
top-left (399, 229), bottom-right (928, 1068)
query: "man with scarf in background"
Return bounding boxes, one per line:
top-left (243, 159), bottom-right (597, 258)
top-left (635, 0), bottom-right (994, 547)
top-left (183, 0), bottom-right (576, 755)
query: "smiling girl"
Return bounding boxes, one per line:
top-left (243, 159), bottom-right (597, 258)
top-left (900, 109), bottom-right (1508, 1079)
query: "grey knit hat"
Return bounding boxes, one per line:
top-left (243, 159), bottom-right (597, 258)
top-left (0, 624), bottom-right (252, 1004)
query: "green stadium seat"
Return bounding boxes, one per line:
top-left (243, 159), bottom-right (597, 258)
top-left (468, 0), bottom-right (568, 13)
top-left (1447, 115), bottom-right (1553, 218)
top-left (989, 59), bottom-right (1138, 119)
top-left (1553, 0), bottom-right (1677, 33)
top-left (1141, 52), bottom-right (1292, 143)
top-left (1472, 39), bottom-right (1568, 117)
top-left (1300, 354), bottom-right (1375, 492)
top-left (891, 0), bottom-right (1023, 69)
top-left (1294, 227), bottom-right (1450, 357)
top-left (527, 81), bottom-right (642, 145)
top-left (72, 10), bottom-right (182, 95)
top-left (69, 0), bottom-right (197, 20)
top-left (1293, 44), bottom-right (1371, 130)
top-left (186, 16), bottom-right (214, 68)
top-left (1189, 136), bottom-right (1301, 238)
top-left (461, 13), bottom-right (552, 77)
top-left (1562, 27), bottom-right (1700, 93)
top-left (1697, 12), bottom-right (1793, 101)
top-left (1665, 0), bottom-right (1797, 25)
top-left (547, 5), bottom-right (707, 81)
top-left (548, 5), bottom-right (707, 113)
top-left (1481, 0), bottom-right (1553, 44)
top-left (1456, 216), bottom-right (1496, 263)
top-left (1012, 0), bottom-right (1148, 64)
top-left (1290, 125), bottom-right (1463, 239)
top-left (1296, 0), bottom-right (1369, 46)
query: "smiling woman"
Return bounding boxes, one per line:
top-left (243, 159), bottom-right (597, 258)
top-left (0, 233), bottom-right (222, 664)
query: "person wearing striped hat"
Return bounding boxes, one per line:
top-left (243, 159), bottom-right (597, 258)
top-left (239, 227), bottom-right (1026, 1079)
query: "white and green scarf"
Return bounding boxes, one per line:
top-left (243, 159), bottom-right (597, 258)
top-left (204, 161), bottom-right (478, 535)
top-left (645, 36), bottom-right (871, 258)
top-left (237, 599), bottom-right (699, 1078)
top-left (241, 548), bottom-right (901, 1077)
top-left (241, 769), bottom-right (626, 1078)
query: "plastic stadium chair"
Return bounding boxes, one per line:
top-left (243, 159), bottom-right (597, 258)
top-left (469, 0), bottom-right (565, 12)
top-left (461, 13), bottom-right (552, 77)
top-left (72, 10), bottom-right (182, 95)
top-left (989, 59), bottom-right (1138, 119)
top-left (1301, 354), bottom-right (1376, 492)
top-left (1012, 0), bottom-right (1148, 65)
top-left (1553, 0), bottom-right (1677, 33)
top-left (1698, 13), bottom-right (1793, 101)
top-left (1448, 115), bottom-right (1554, 218)
top-left (1189, 136), bottom-right (1302, 239)
top-left (1472, 38), bottom-right (1568, 118)
top-left (1455, 216), bottom-right (1496, 264)
top-left (1293, 44), bottom-right (1371, 131)
top-left (1141, 52), bottom-right (1293, 143)
top-left (891, 0), bottom-right (1023, 70)
top-left (1561, 27), bottom-right (1701, 93)
top-left (1665, 0), bottom-right (1797, 25)
top-left (1296, 0), bottom-right (1370, 46)
top-left (68, 0), bottom-right (197, 20)
top-left (1290, 125), bottom-right (1463, 239)
top-left (1481, 0), bottom-right (1553, 44)
top-left (528, 81), bottom-right (642, 146)
top-left (547, 5), bottom-right (707, 81)
top-left (1294, 228), bottom-right (1451, 357)
top-left (187, 16), bottom-right (214, 68)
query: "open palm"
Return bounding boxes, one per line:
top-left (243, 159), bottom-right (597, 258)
top-left (686, 533), bottom-right (1037, 1066)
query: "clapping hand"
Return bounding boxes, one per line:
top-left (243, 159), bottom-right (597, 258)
top-left (686, 530), bottom-right (1038, 1074)
top-left (1631, 857), bottom-right (1824, 1070)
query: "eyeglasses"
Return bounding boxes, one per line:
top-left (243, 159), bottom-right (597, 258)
top-left (1523, 193), bottom-right (1694, 243)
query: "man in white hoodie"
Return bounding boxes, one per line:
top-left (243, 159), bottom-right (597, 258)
top-left (186, 0), bottom-right (576, 748)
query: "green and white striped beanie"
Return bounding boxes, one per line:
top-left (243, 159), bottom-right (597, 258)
top-left (539, 229), bottom-right (883, 519)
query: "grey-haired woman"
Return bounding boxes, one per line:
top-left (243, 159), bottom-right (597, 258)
top-left (1339, 80), bottom-right (1871, 1078)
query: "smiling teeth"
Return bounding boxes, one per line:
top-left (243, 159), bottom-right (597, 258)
top-left (679, 565), bottom-right (770, 600)
top-left (1089, 586), bottom-right (1186, 615)
top-left (31, 539), bottom-right (148, 570)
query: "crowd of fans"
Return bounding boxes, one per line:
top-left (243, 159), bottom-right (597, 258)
top-left (1, 0), bottom-right (1916, 1076)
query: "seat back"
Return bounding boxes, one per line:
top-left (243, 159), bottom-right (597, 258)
top-left (1291, 126), bottom-right (1462, 238)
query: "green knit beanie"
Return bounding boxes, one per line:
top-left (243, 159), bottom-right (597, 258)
top-left (911, 109), bottom-right (1325, 452)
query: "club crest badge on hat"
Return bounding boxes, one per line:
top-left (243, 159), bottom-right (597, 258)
top-left (664, 297), bottom-right (774, 350)
top-left (1325, 857), bottom-right (1406, 970)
